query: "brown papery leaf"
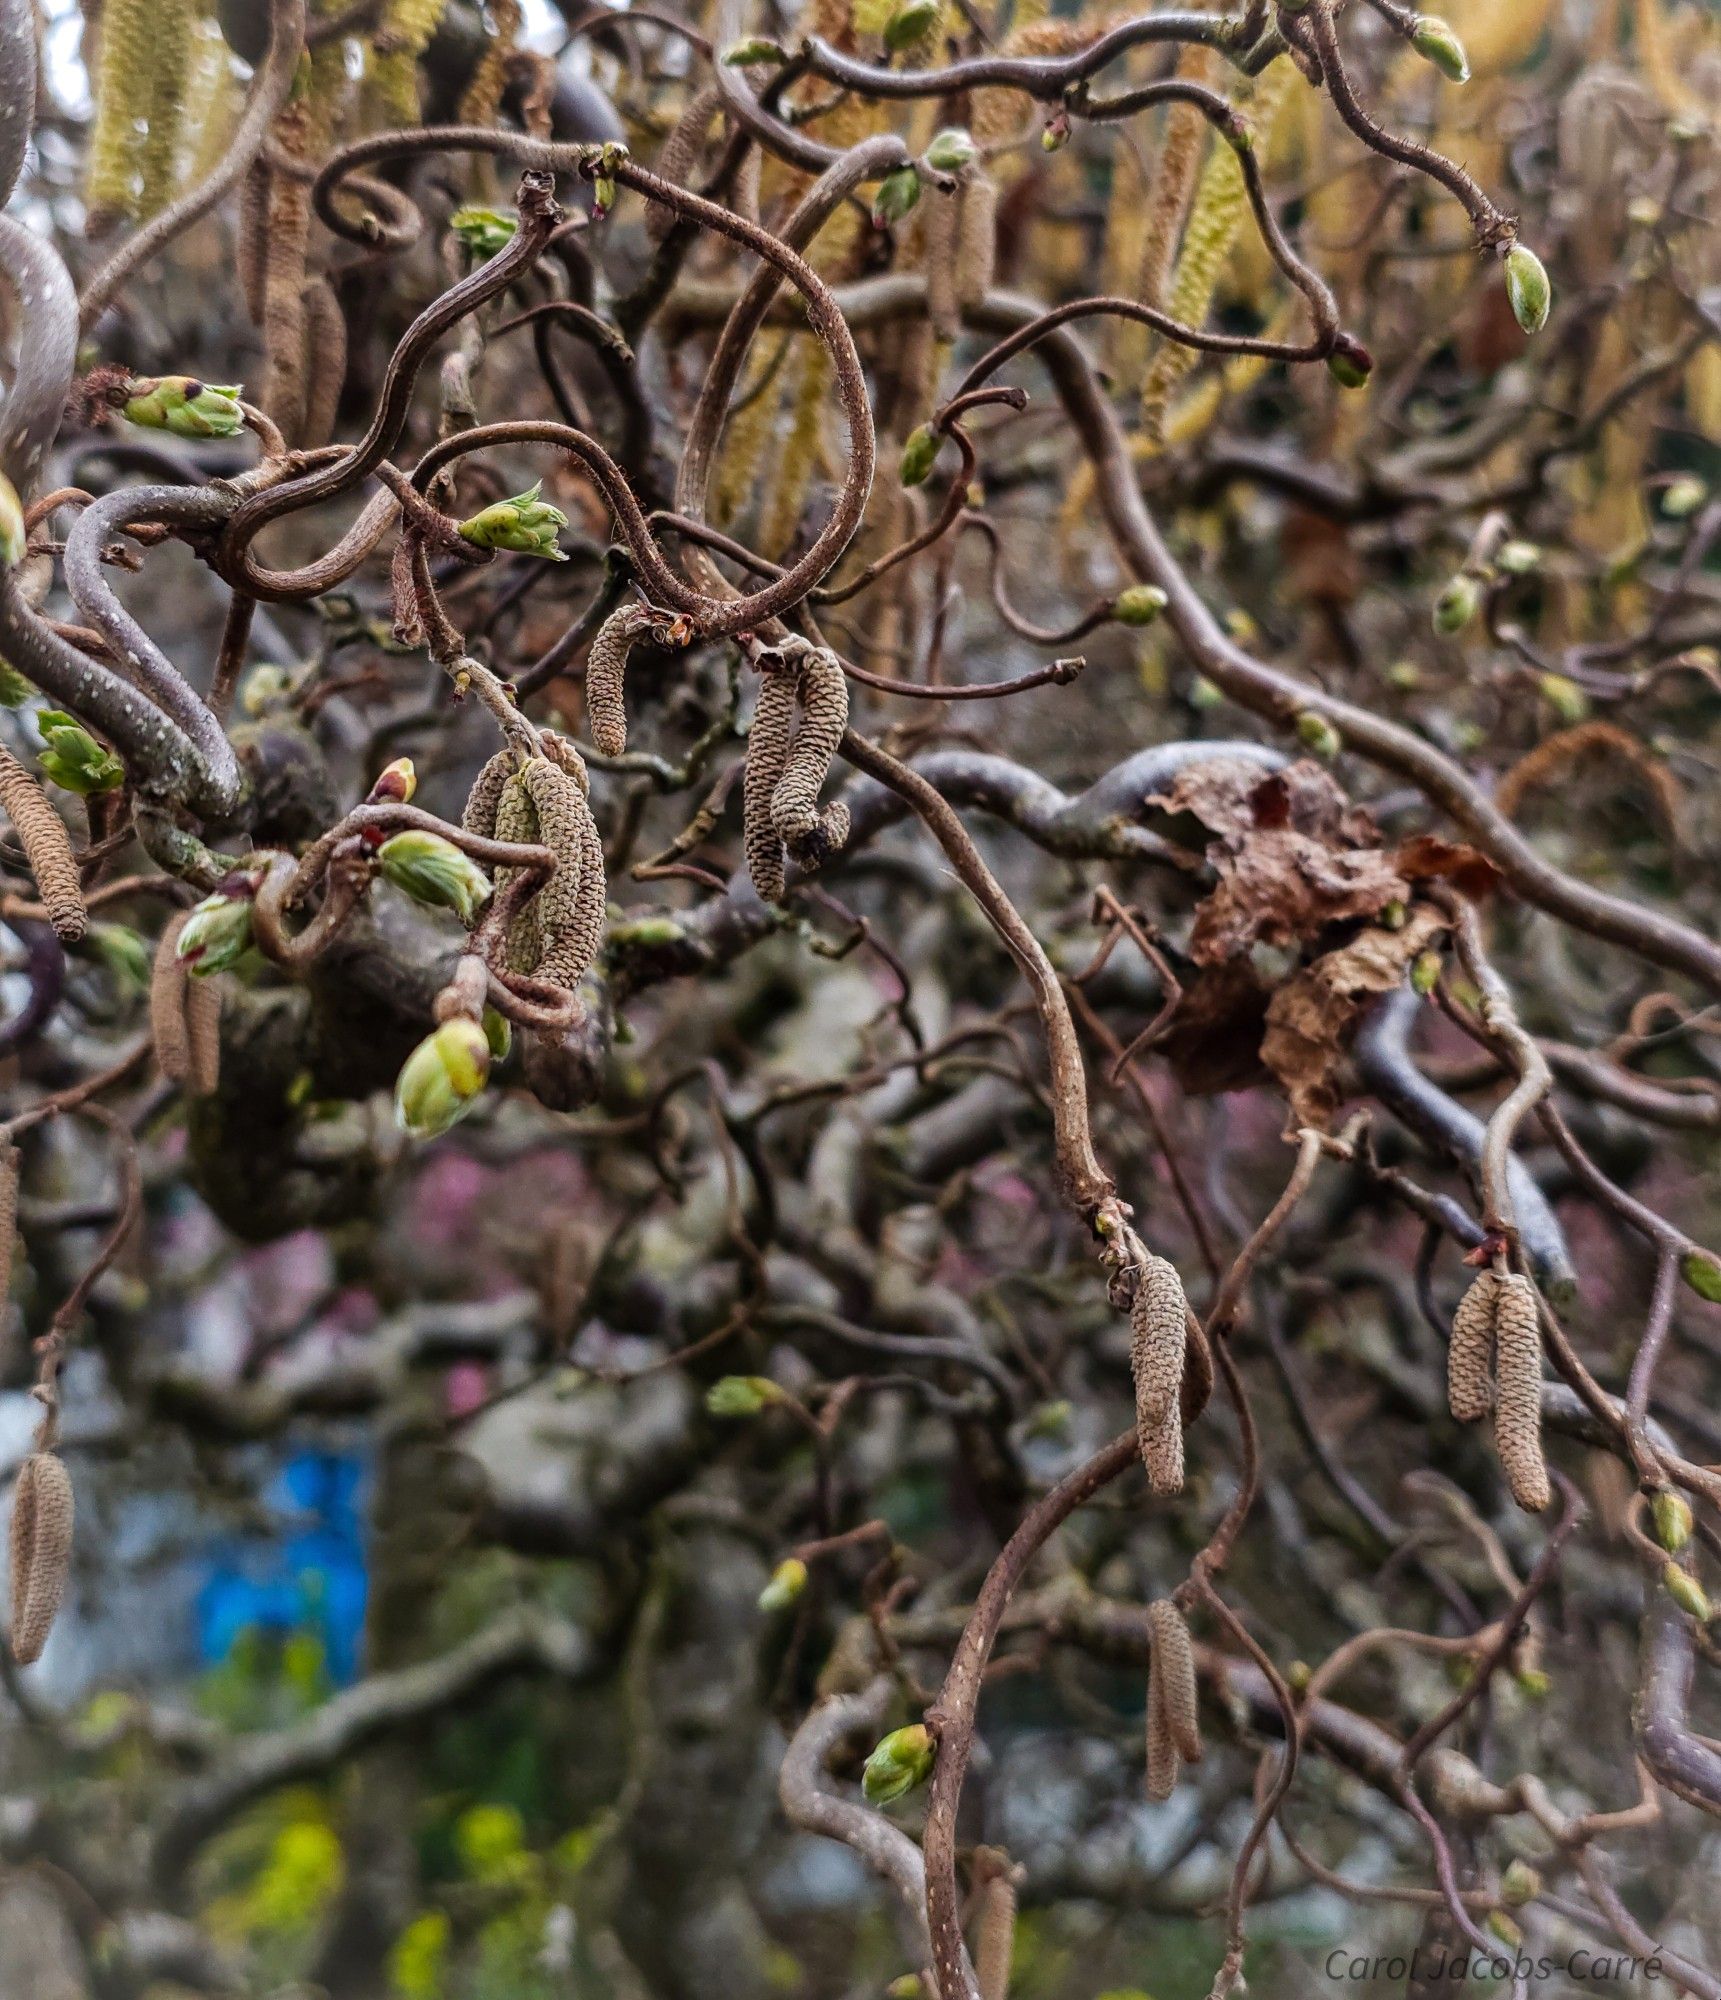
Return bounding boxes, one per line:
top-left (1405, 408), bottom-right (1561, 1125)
top-left (1396, 834), bottom-right (1503, 902)
top-left (1261, 902), bottom-right (1449, 1127)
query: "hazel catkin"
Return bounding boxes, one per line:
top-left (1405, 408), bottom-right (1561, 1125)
top-left (1130, 1253), bottom-right (1189, 1433)
top-left (586, 603), bottom-right (660, 758)
top-left (1493, 1273), bottom-right (1551, 1513)
top-left (743, 667), bottom-right (796, 904)
top-left (1147, 1597), bottom-right (1202, 1762)
top-left (1448, 1269), bottom-right (1498, 1424)
top-left (8, 1450), bottom-right (73, 1667)
top-left (0, 748), bottom-right (85, 943)
top-left (150, 913), bottom-right (194, 1085)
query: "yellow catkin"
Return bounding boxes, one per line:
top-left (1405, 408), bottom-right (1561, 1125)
top-left (743, 668), bottom-right (796, 904)
top-left (1140, 63), bottom-right (1291, 437)
top-left (1130, 1254), bottom-right (1188, 1434)
top-left (714, 342), bottom-right (788, 529)
top-left (85, 0), bottom-right (153, 225)
top-left (1137, 49), bottom-right (1220, 316)
top-left (1448, 1270), bottom-right (1497, 1423)
top-left (137, 0), bottom-right (196, 219)
top-left (457, 0), bottom-right (520, 128)
top-left (759, 342), bottom-right (832, 561)
top-left (1633, 0), bottom-right (1705, 120)
top-left (1494, 1275), bottom-right (1551, 1513)
top-left (1147, 1598), bottom-right (1202, 1763)
top-left (0, 1142), bottom-right (18, 1299)
top-left (0, 748), bottom-right (86, 942)
top-left (181, 14), bottom-right (241, 190)
top-left (8, 1450), bottom-right (74, 1667)
top-left (364, 0), bottom-right (450, 127)
top-left (974, 1868), bottom-right (1017, 2000)
top-left (1688, 344), bottom-right (1721, 445)
top-left (150, 913), bottom-right (194, 1085)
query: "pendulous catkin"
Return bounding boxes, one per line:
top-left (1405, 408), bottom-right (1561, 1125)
top-left (743, 667), bottom-right (796, 904)
top-left (1448, 1270), bottom-right (1498, 1424)
top-left (1145, 1598), bottom-right (1200, 1800)
top-left (771, 645), bottom-right (849, 862)
top-left (184, 970), bottom-right (222, 1098)
top-left (954, 174), bottom-right (999, 310)
top-left (519, 756), bottom-right (607, 988)
top-left (85, 0), bottom-right (152, 226)
top-left (1139, 1405), bottom-right (1184, 1497)
top-left (0, 747), bottom-right (86, 942)
top-left (1130, 1253), bottom-right (1188, 1433)
top-left (585, 603), bottom-right (661, 758)
top-left (0, 1141), bottom-right (18, 1298)
top-left (648, 86), bottom-right (720, 242)
top-left (137, 0), bottom-right (195, 219)
top-left (150, 913), bottom-right (194, 1085)
top-left (1494, 1274), bottom-right (1551, 1513)
top-left (922, 181), bottom-right (962, 342)
top-left (8, 1450), bottom-right (73, 1667)
top-left (974, 1865), bottom-right (1017, 2000)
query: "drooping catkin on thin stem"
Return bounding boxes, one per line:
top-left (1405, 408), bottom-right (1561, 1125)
top-left (1147, 1597), bottom-right (1202, 1763)
top-left (184, 970), bottom-right (222, 1097)
top-left (1140, 1406), bottom-right (1184, 1496)
top-left (647, 85), bottom-right (720, 243)
top-left (1493, 1273), bottom-right (1551, 1513)
top-left (1136, 47), bottom-right (1220, 315)
top-left (973, 1865), bottom-right (1017, 2000)
top-left (1448, 1269), bottom-right (1497, 1423)
top-left (0, 747), bottom-right (86, 942)
top-left (259, 100), bottom-right (315, 440)
top-left (1130, 1253), bottom-right (1189, 1433)
top-left (771, 645), bottom-right (850, 864)
top-left (0, 1142), bottom-right (19, 1300)
top-left (85, 0), bottom-right (152, 225)
top-left (955, 173), bottom-right (999, 310)
top-left (8, 1450), bottom-right (74, 1667)
top-left (923, 180), bottom-right (962, 342)
top-left (137, 0), bottom-right (196, 219)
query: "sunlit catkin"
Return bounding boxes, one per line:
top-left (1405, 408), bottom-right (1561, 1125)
top-left (8, 1450), bottom-right (74, 1667)
top-left (457, 0), bottom-right (520, 128)
top-left (1494, 1274), bottom-right (1551, 1513)
top-left (955, 174), bottom-right (998, 309)
top-left (0, 748), bottom-right (86, 942)
top-left (1136, 49), bottom-right (1219, 314)
top-left (85, 0), bottom-right (152, 226)
top-left (1448, 1270), bottom-right (1497, 1423)
top-left (1130, 1253), bottom-right (1188, 1433)
top-left (1148, 1597), bottom-right (1202, 1762)
top-left (922, 181), bottom-right (962, 341)
top-left (759, 342), bottom-right (833, 561)
top-left (137, 0), bottom-right (195, 219)
top-left (364, 0), bottom-right (450, 127)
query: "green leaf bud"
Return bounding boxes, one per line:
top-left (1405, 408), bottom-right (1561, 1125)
top-left (1113, 584), bottom-right (1169, 627)
top-left (862, 1723), bottom-right (936, 1804)
top-left (123, 375), bottom-right (245, 439)
top-left (457, 481), bottom-right (569, 560)
top-left (377, 830), bottom-right (493, 924)
top-left (394, 1017), bottom-right (492, 1138)
top-left (1504, 243), bottom-right (1551, 336)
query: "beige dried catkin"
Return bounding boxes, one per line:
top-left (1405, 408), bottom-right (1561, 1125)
top-left (184, 971), bottom-right (222, 1098)
top-left (1140, 1407), bottom-right (1184, 1496)
top-left (8, 1450), bottom-right (74, 1667)
top-left (0, 1141), bottom-right (18, 1298)
top-left (954, 173), bottom-right (998, 309)
top-left (150, 913), bottom-right (194, 1085)
top-left (743, 668), bottom-right (796, 904)
top-left (923, 180), bottom-right (962, 342)
top-left (1130, 1254), bottom-right (1188, 1433)
top-left (1145, 1667), bottom-right (1179, 1801)
top-left (586, 603), bottom-right (659, 758)
top-left (0, 748), bottom-right (86, 943)
top-left (1494, 1274), bottom-right (1551, 1513)
top-left (1147, 1598), bottom-right (1202, 1763)
top-left (1448, 1270), bottom-right (1497, 1424)
top-left (974, 1869), bottom-right (1016, 2000)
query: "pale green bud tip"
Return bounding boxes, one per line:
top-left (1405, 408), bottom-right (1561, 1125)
top-left (36, 709), bottom-right (124, 793)
top-left (1411, 15), bottom-right (1470, 83)
top-left (1495, 539), bottom-right (1541, 575)
top-left (1500, 1860), bottom-right (1541, 1908)
top-left (1113, 584), bottom-right (1168, 627)
top-left (457, 481), bottom-right (569, 559)
top-left (885, 1980), bottom-right (925, 2000)
top-left (872, 165), bottom-right (922, 229)
top-left (1515, 1666), bottom-right (1552, 1699)
top-left (449, 206), bottom-right (516, 256)
top-left (758, 1557), bottom-right (808, 1612)
top-left (378, 830), bottom-right (493, 924)
top-left (899, 424), bottom-right (942, 488)
top-left (1041, 112), bottom-right (1070, 152)
top-left (1653, 1490), bottom-right (1694, 1554)
top-left (1410, 949), bottom-right (1442, 996)
top-left (122, 375), bottom-right (246, 439)
top-left (1432, 573), bottom-right (1480, 634)
top-left (862, 1723), bottom-right (936, 1805)
top-left (1662, 474), bottom-right (1708, 519)
top-left (1538, 671), bottom-right (1588, 725)
top-left (482, 1005), bottom-right (512, 1063)
top-left (1295, 710), bottom-right (1342, 758)
top-left (1663, 1561), bottom-right (1711, 1623)
top-left (394, 1017), bottom-right (492, 1138)
top-left (925, 127), bottom-right (977, 173)
top-left (1487, 1912), bottom-right (1523, 1951)
top-left (0, 472), bottom-right (24, 565)
top-left (1326, 333), bottom-right (1373, 388)
top-left (176, 891), bottom-right (255, 976)
top-left (884, 0), bottom-right (938, 51)
top-left (369, 756), bottom-right (417, 804)
top-left (706, 1374), bottom-right (782, 1418)
top-left (1681, 1250), bottom-right (1721, 1302)
top-left (721, 35), bottom-right (786, 64)
top-left (1504, 243), bottom-right (1551, 335)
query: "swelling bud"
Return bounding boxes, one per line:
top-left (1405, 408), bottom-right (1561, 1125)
top-left (176, 889), bottom-right (254, 975)
top-left (1411, 15), bottom-right (1470, 83)
top-left (1503, 243), bottom-right (1551, 335)
top-left (394, 1017), bottom-right (492, 1138)
top-left (758, 1557), bottom-right (808, 1611)
top-left (1432, 572), bottom-right (1481, 634)
top-left (0, 472), bottom-right (24, 565)
top-left (1653, 1490), bottom-right (1694, 1554)
top-left (1113, 584), bottom-right (1168, 627)
top-left (457, 481), bottom-right (569, 560)
top-left (377, 831), bottom-right (493, 924)
top-left (863, 1723), bottom-right (936, 1804)
top-left (36, 710), bottom-right (124, 794)
top-left (706, 1375), bottom-right (783, 1417)
top-left (123, 375), bottom-right (245, 438)
top-left (899, 424), bottom-right (943, 488)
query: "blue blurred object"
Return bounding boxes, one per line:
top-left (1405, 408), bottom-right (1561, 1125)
top-left (196, 1450), bottom-right (370, 1684)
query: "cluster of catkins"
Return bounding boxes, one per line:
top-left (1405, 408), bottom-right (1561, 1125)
top-left (464, 731), bottom-right (606, 989)
top-left (742, 640), bottom-right (851, 903)
top-left (1449, 1267), bottom-right (1551, 1513)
